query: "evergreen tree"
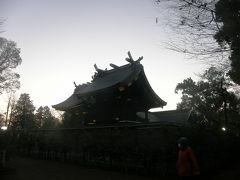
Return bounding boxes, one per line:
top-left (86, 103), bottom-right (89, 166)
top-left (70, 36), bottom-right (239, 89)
top-left (176, 67), bottom-right (240, 128)
top-left (214, 0), bottom-right (240, 84)
top-left (11, 93), bottom-right (36, 130)
top-left (35, 106), bottom-right (59, 129)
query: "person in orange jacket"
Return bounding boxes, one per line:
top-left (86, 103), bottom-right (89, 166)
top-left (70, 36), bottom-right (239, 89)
top-left (176, 137), bottom-right (200, 179)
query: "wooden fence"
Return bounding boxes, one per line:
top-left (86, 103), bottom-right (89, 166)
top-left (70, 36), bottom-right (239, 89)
top-left (1, 122), bottom-right (240, 176)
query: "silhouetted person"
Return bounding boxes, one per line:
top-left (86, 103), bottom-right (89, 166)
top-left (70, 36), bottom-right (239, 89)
top-left (176, 137), bottom-right (200, 179)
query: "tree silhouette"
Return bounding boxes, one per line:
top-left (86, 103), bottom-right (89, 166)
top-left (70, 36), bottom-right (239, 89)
top-left (156, 0), bottom-right (226, 60)
top-left (175, 67), bottom-right (240, 129)
top-left (11, 93), bottom-right (36, 130)
top-left (156, 0), bottom-right (240, 84)
top-left (214, 0), bottom-right (240, 84)
top-left (0, 37), bottom-right (22, 94)
top-left (0, 113), bottom-right (4, 127)
top-left (35, 106), bottom-right (59, 129)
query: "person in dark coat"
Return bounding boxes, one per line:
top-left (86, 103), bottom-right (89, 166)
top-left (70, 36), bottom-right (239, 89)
top-left (176, 137), bottom-right (200, 179)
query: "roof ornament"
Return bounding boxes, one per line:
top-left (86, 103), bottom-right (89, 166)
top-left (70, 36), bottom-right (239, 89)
top-left (73, 81), bottom-right (77, 88)
top-left (92, 64), bottom-right (106, 80)
top-left (109, 63), bottom-right (119, 69)
top-left (125, 51), bottom-right (143, 64)
top-left (126, 51), bottom-right (134, 63)
top-left (94, 64), bottom-right (104, 73)
top-left (92, 51), bottom-right (144, 81)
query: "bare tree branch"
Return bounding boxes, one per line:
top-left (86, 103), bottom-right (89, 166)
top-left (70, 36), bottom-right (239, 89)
top-left (155, 0), bottom-right (230, 67)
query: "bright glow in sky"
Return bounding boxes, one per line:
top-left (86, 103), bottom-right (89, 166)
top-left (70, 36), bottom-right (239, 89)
top-left (0, 0), bottom-right (205, 112)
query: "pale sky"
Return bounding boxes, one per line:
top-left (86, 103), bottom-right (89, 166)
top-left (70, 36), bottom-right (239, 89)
top-left (0, 0), bottom-right (205, 112)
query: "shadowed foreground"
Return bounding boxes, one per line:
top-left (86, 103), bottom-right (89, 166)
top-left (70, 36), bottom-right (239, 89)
top-left (1, 157), bottom-right (240, 180)
top-left (1, 157), bottom-right (163, 180)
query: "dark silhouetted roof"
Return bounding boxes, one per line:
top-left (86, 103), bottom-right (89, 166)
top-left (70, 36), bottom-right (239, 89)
top-left (137, 110), bottom-right (192, 126)
top-left (53, 53), bottom-right (166, 114)
top-left (74, 63), bottom-right (141, 96)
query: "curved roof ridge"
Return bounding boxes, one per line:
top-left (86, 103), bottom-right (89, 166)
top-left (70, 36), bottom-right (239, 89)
top-left (52, 52), bottom-right (166, 113)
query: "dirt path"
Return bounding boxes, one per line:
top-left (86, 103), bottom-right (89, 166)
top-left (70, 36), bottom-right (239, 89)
top-left (1, 157), bottom-right (162, 180)
top-left (1, 157), bottom-right (240, 180)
